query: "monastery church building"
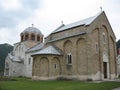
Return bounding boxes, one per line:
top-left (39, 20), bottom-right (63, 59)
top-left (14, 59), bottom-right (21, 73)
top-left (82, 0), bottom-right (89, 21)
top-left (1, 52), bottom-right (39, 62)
top-left (4, 11), bottom-right (117, 80)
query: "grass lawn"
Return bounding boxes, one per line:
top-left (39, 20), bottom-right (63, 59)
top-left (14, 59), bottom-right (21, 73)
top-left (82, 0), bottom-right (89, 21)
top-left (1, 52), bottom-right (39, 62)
top-left (0, 77), bottom-right (120, 90)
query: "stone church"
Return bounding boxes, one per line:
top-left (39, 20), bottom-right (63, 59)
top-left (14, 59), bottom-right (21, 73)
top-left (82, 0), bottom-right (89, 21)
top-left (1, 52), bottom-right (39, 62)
top-left (4, 26), bottom-right (44, 77)
top-left (4, 11), bottom-right (117, 80)
top-left (32, 11), bottom-right (117, 80)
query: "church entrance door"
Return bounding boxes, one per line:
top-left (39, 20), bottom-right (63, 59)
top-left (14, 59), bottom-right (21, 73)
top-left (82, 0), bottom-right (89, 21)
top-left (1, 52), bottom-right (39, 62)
top-left (103, 62), bottom-right (107, 78)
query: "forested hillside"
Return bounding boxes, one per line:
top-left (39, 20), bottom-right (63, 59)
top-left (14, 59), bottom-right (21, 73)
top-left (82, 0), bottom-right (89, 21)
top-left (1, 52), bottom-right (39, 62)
top-left (0, 43), bottom-right (13, 73)
top-left (117, 40), bottom-right (120, 55)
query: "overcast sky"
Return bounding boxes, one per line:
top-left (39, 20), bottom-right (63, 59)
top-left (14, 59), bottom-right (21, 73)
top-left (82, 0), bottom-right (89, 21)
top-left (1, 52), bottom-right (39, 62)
top-left (0, 0), bottom-right (120, 45)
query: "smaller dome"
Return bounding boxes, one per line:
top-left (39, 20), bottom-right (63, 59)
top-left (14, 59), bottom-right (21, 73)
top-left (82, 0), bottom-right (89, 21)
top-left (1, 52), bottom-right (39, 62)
top-left (22, 27), bottom-right (42, 35)
top-left (20, 26), bottom-right (44, 43)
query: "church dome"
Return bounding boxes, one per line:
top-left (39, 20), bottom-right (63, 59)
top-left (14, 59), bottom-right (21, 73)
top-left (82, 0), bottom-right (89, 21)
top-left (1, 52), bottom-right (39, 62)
top-left (20, 26), bottom-right (44, 43)
top-left (22, 27), bottom-right (42, 35)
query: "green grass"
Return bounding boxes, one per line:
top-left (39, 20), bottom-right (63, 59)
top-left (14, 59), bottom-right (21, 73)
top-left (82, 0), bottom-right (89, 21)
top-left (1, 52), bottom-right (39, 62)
top-left (0, 78), bottom-right (120, 90)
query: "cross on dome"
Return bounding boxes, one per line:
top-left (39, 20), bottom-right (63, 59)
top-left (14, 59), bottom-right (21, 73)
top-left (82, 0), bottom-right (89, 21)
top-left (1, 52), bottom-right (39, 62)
top-left (32, 24), bottom-right (34, 27)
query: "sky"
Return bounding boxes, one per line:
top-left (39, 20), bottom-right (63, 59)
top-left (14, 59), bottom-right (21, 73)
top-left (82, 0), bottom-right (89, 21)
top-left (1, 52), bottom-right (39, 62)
top-left (0, 0), bottom-right (120, 45)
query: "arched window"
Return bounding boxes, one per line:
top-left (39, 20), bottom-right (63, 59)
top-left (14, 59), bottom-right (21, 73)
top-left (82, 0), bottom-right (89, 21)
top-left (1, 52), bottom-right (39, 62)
top-left (5, 62), bottom-right (9, 76)
top-left (28, 58), bottom-right (31, 64)
top-left (25, 34), bottom-right (29, 40)
top-left (17, 46), bottom-right (19, 55)
top-left (31, 34), bottom-right (35, 40)
top-left (102, 32), bottom-right (106, 43)
top-left (6, 63), bottom-right (9, 68)
top-left (67, 53), bottom-right (72, 65)
top-left (54, 64), bottom-right (57, 69)
top-left (37, 35), bottom-right (40, 41)
top-left (21, 47), bottom-right (23, 52)
top-left (95, 43), bottom-right (98, 53)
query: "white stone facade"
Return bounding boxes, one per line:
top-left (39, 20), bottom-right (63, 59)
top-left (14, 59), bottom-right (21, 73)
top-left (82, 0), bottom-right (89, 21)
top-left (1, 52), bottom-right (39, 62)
top-left (4, 26), bottom-right (43, 77)
top-left (4, 41), bottom-right (32, 77)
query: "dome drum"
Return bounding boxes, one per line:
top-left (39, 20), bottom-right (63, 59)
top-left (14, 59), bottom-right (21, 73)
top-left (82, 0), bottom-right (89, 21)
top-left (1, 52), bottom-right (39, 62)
top-left (20, 27), bottom-right (43, 43)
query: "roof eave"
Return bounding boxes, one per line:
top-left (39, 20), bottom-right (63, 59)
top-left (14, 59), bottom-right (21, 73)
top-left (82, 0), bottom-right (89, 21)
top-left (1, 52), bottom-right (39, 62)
top-left (51, 24), bottom-right (85, 34)
top-left (32, 53), bottom-right (63, 57)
